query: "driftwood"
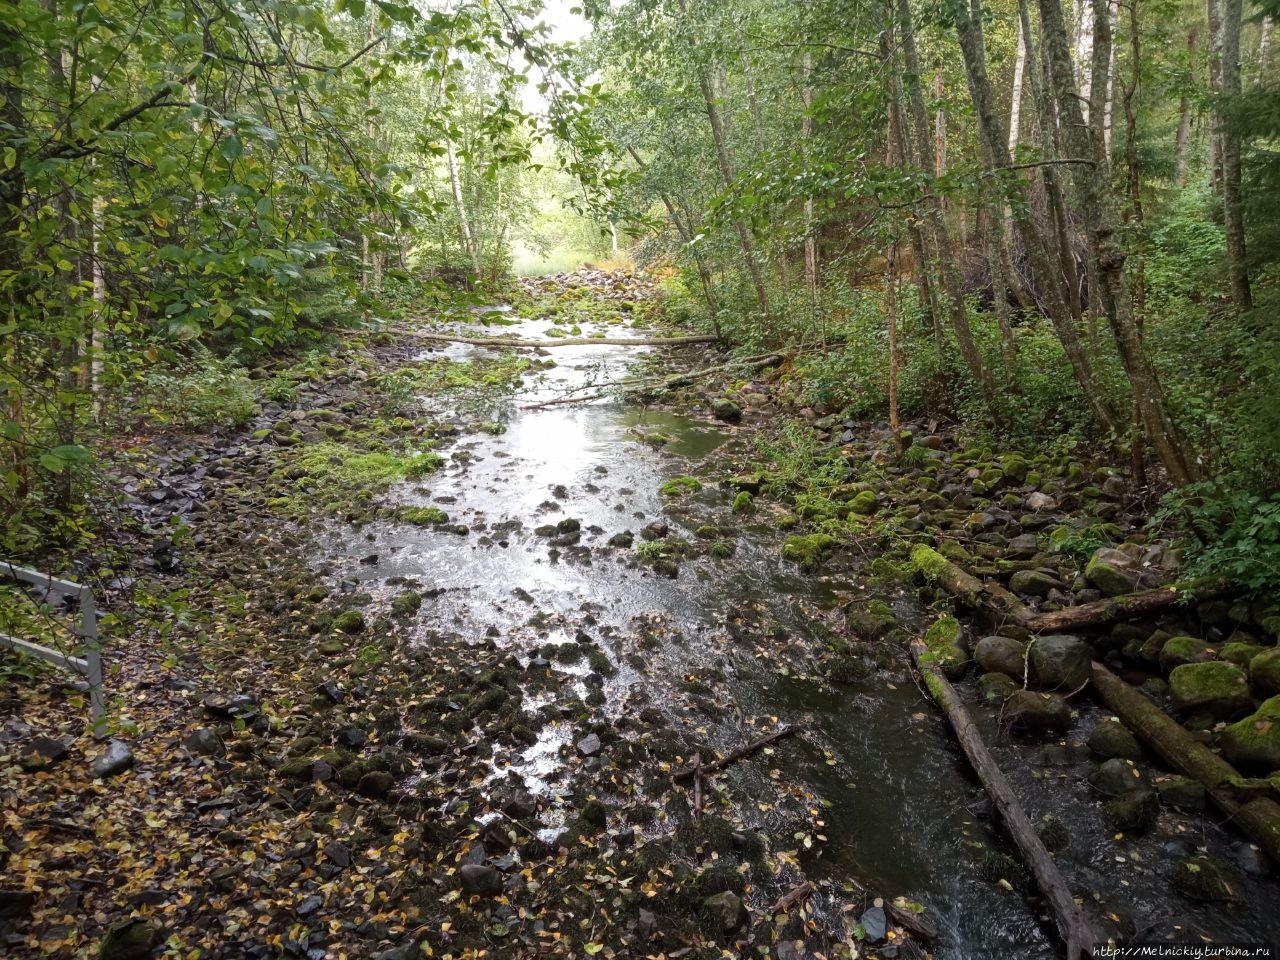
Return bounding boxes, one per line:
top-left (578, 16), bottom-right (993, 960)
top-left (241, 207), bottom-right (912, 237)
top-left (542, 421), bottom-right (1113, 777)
top-left (1024, 580), bottom-right (1231, 633)
top-left (1091, 661), bottom-right (1280, 863)
top-left (885, 901), bottom-right (938, 942)
top-left (672, 726), bottom-right (801, 785)
top-left (910, 637), bottom-right (1097, 959)
top-left (765, 882), bottom-right (813, 915)
top-left (414, 332), bottom-right (720, 348)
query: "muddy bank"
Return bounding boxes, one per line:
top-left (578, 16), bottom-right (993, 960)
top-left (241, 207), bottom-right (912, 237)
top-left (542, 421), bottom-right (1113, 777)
top-left (2, 269), bottom-right (1278, 960)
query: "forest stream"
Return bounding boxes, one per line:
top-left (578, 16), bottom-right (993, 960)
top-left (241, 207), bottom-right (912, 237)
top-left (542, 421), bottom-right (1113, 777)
top-left (306, 279), bottom-right (1280, 958)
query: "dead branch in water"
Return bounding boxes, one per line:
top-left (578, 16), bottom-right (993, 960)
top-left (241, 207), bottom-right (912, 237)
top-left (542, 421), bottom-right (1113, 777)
top-left (672, 725), bottom-right (802, 785)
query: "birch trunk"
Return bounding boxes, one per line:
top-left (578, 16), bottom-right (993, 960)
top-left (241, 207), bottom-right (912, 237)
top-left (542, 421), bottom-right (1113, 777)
top-left (803, 51), bottom-right (818, 313)
top-left (1075, 0), bottom-right (1095, 122)
top-left (1207, 0), bottom-right (1224, 191)
top-left (1175, 27), bottom-right (1198, 184)
top-left (1220, 0), bottom-right (1252, 311)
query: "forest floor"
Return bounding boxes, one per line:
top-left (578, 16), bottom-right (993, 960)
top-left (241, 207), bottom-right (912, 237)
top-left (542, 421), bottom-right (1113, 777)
top-left (2, 269), bottom-right (1279, 960)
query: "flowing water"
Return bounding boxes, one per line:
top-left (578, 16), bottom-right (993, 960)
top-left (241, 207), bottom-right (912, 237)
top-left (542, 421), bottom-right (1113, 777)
top-left (316, 306), bottom-right (1279, 957)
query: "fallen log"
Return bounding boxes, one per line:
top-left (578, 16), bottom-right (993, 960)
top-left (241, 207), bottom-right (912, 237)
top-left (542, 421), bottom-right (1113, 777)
top-left (911, 545), bottom-right (1033, 626)
top-left (1091, 661), bottom-right (1280, 863)
top-left (672, 725), bottom-right (801, 785)
top-left (765, 882), bottom-right (813, 916)
top-left (910, 636), bottom-right (1096, 959)
top-left (885, 900), bottom-right (938, 943)
top-left (413, 332), bottom-right (720, 348)
top-left (1024, 580), bottom-right (1231, 634)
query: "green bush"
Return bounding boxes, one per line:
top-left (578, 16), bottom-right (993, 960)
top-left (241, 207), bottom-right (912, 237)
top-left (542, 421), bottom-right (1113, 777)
top-left (138, 355), bottom-right (258, 430)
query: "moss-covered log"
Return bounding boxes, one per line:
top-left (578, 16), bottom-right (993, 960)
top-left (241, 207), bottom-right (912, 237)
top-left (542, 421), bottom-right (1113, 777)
top-left (1091, 661), bottom-right (1280, 863)
top-left (911, 545), bottom-right (1032, 626)
top-left (910, 637), bottom-right (1097, 959)
top-left (1025, 580), bottom-right (1231, 633)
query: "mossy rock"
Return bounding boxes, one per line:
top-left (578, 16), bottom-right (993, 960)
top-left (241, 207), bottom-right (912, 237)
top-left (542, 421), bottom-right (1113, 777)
top-left (391, 591), bottom-right (422, 616)
top-left (710, 541), bottom-right (735, 559)
top-left (1168, 661), bottom-right (1252, 717)
top-left (1249, 648), bottom-right (1280, 697)
top-left (1158, 636), bottom-right (1213, 674)
top-left (731, 491), bottom-right (754, 514)
top-left (1219, 696), bottom-right (1280, 771)
top-left (922, 616), bottom-right (968, 679)
top-left (846, 490), bottom-right (879, 516)
top-left (99, 920), bottom-right (163, 960)
top-left (397, 506), bottom-right (449, 526)
top-left (333, 610), bottom-right (366, 634)
top-left (659, 476), bottom-right (702, 497)
top-left (1222, 642), bottom-right (1268, 668)
top-left (781, 534), bottom-right (835, 570)
top-left (1169, 855), bottom-right (1245, 902)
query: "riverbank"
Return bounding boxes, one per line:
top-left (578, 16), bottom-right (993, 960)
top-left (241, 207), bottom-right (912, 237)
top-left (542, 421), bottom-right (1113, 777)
top-left (2, 269), bottom-right (1277, 960)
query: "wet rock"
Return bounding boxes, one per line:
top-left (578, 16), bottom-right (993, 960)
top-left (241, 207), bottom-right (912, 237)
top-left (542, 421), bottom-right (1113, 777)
top-left (333, 610), bottom-right (366, 634)
top-left (1158, 636), bottom-right (1214, 673)
top-left (1009, 569), bottom-right (1060, 598)
top-left (1105, 790), bottom-right (1159, 833)
top-left (700, 890), bottom-right (748, 934)
top-left (608, 531), bottom-right (634, 548)
top-left (711, 399), bottom-right (742, 423)
top-left (1250, 648), bottom-right (1280, 696)
top-left (1085, 547), bottom-right (1140, 597)
top-left (1005, 690), bottom-right (1072, 735)
top-left (1219, 696), bottom-right (1280, 771)
top-left (640, 522), bottom-right (668, 542)
top-left (1028, 635), bottom-right (1091, 691)
top-left (1087, 720), bottom-right (1141, 760)
top-left (355, 771), bottom-right (394, 799)
top-left (18, 735), bottom-right (70, 772)
top-left (90, 740), bottom-right (134, 779)
top-left (977, 672), bottom-right (1017, 702)
top-left (974, 636), bottom-right (1027, 678)
top-left (1005, 533), bottom-right (1039, 560)
top-left (0, 888), bottom-right (35, 921)
top-left (337, 727), bottom-right (369, 750)
top-left (1025, 492), bottom-right (1057, 513)
top-left (1155, 775), bottom-right (1206, 811)
top-left (1169, 854), bottom-right (1245, 902)
top-left (99, 919), bottom-right (162, 959)
top-left (1222, 642), bottom-right (1268, 668)
top-left (459, 864), bottom-right (503, 898)
top-left (1169, 661), bottom-right (1252, 717)
top-left (181, 728), bottom-right (225, 757)
top-left (860, 905), bottom-right (887, 942)
top-left (1231, 841), bottom-right (1272, 878)
top-left (576, 733), bottom-right (602, 758)
top-left (1089, 758), bottom-right (1149, 796)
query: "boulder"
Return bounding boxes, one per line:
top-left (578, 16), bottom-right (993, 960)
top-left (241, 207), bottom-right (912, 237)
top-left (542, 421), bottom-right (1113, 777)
top-left (1169, 855), bottom-right (1245, 902)
top-left (1222, 642), bottom-right (1268, 668)
top-left (99, 919), bottom-right (162, 960)
top-left (1026, 492), bottom-right (1058, 513)
top-left (1105, 790), bottom-right (1159, 833)
top-left (355, 771), bottom-right (394, 799)
top-left (711, 399), bottom-right (742, 423)
top-left (18, 735), bottom-right (69, 772)
top-left (459, 864), bottom-right (503, 898)
top-left (974, 636), bottom-right (1027, 678)
top-left (90, 740), bottom-right (134, 779)
top-left (180, 728), bottom-right (225, 758)
top-left (1028, 635), bottom-right (1092, 691)
top-left (1168, 662), bottom-right (1253, 717)
top-left (1087, 720), bottom-right (1142, 760)
top-left (1155, 775), bottom-right (1206, 811)
top-left (1158, 636), bottom-right (1214, 674)
top-left (1249, 648), bottom-right (1280, 697)
top-left (1085, 547), bottom-right (1140, 597)
top-left (1219, 696), bottom-right (1280, 771)
top-left (576, 733), bottom-right (602, 758)
top-left (977, 671), bottom-right (1018, 702)
top-left (700, 891), bottom-right (748, 934)
top-left (1009, 569), bottom-right (1061, 598)
top-left (1005, 690), bottom-right (1072, 736)
top-left (1089, 758), bottom-right (1149, 796)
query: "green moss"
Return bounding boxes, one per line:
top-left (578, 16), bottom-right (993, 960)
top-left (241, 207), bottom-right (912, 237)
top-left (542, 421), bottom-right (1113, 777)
top-left (659, 476), bottom-right (702, 497)
top-left (396, 506), bottom-right (449, 526)
top-left (795, 493), bottom-right (838, 521)
top-left (711, 541), bottom-right (735, 559)
top-left (782, 534), bottom-right (835, 570)
top-left (847, 490), bottom-right (879, 516)
top-left (333, 610), bottom-right (366, 634)
top-left (776, 514), bottom-right (799, 530)
top-left (731, 491), bottom-right (755, 514)
top-left (910, 545), bottom-right (951, 581)
top-left (695, 524), bottom-right (720, 539)
top-left (391, 592), bottom-right (422, 616)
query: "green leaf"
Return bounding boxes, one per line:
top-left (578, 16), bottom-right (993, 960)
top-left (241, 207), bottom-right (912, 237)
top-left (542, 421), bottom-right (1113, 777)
top-left (49, 445), bottom-right (91, 464)
top-left (219, 135), bottom-right (243, 162)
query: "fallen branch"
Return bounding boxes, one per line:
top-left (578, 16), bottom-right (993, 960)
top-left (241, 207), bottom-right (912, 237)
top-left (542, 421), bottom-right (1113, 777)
top-left (765, 882), bottom-right (813, 916)
top-left (1024, 580), bottom-right (1231, 633)
top-left (413, 332), bottom-right (720, 348)
top-left (691, 752), bottom-right (704, 818)
top-left (910, 636), bottom-right (1096, 959)
top-left (1091, 661), bottom-right (1280, 863)
top-left (672, 725), bottom-right (801, 785)
top-left (885, 901), bottom-right (938, 943)
top-left (520, 351), bottom-right (786, 410)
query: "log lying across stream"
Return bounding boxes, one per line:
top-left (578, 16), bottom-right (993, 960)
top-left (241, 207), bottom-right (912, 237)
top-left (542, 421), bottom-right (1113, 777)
top-left (910, 636), bottom-right (1097, 959)
top-left (413, 332), bottom-right (720, 348)
top-left (1091, 661), bottom-right (1280, 863)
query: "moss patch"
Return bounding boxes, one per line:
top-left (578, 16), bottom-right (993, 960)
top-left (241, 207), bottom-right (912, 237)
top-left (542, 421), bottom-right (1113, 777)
top-left (781, 534), bottom-right (835, 570)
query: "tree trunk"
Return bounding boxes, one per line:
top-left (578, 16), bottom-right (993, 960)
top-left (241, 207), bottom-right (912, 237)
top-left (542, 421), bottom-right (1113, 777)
top-left (887, 245), bottom-right (902, 455)
top-left (957, 0), bottom-right (1119, 433)
top-left (802, 51), bottom-right (819, 320)
top-left (1009, 16), bottom-right (1027, 158)
top-left (934, 65), bottom-right (947, 177)
top-left (1038, 0), bottom-right (1196, 483)
top-left (1075, 0), bottom-right (1095, 122)
top-left (1259, 16), bottom-right (1274, 83)
top-left (1219, 0), bottom-right (1252, 311)
top-left (1175, 26), bottom-right (1198, 185)
top-left (1207, 0), bottom-right (1224, 192)
top-left (1100, 0), bottom-right (1118, 159)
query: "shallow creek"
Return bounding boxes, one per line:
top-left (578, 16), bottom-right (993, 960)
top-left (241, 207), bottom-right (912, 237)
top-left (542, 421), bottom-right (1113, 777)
top-left (317, 308), bottom-right (1279, 957)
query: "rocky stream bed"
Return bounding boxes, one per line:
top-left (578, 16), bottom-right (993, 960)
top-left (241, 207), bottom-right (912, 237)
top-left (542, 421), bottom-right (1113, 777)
top-left (2, 269), bottom-right (1279, 960)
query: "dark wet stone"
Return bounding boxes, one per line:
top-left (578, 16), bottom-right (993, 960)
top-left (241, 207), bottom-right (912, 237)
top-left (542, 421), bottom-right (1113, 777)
top-left (860, 905), bottom-right (887, 942)
top-left (1106, 790), bottom-right (1159, 833)
top-left (1155, 775), bottom-right (1206, 811)
top-left (181, 728), bottom-right (225, 757)
top-left (1087, 720), bottom-right (1141, 760)
top-left (1005, 689), bottom-right (1072, 735)
top-left (337, 727), bottom-right (368, 750)
top-left (19, 735), bottom-right (69, 771)
top-left (324, 841), bottom-right (351, 868)
top-left (99, 919), bottom-right (162, 960)
top-left (459, 863), bottom-right (503, 897)
top-left (90, 740), bottom-right (134, 779)
top-left (1028, 635), bottom-right (1091, 691)
top-left (608, 531), bottom-right (634, 548)
top-left (1231, 841), bottom-right (1271, 878)
top-left (296, 895), bottom-right (323, 916)
top-left (0, 888), bottom-right (35, 921)
top-left (1169, 854), bottom-right (1245, 902)
top-left (974, 636), bottom-right (1027, 678)
top-left (700, 890), bottom-right (747, 933)
top-left (355, 771), bottom-right (394, 798)
top-left (317, 681), bottom-right (346, 704)
top-left (1089, 758), bottom-right (1149, 796)
top-left (711, 399), bottom-right (742, 423)
top-left (1009, 569), bottom-right (1061, 598)
top-left (1085, 547), bottom-right (1140, 597)
top-left (641, 522), bottom-right (668, 541)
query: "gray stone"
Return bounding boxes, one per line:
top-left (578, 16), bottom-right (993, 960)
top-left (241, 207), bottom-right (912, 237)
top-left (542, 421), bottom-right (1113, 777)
top-left (576, 733), bottom-right (601, 758)
top-left (90, 739), bottom-right (134, 779)
top-left (18, 735), bottom-right (69, 772)
top-left (180, 728), bottom-right (224, 757)
top-left (99, 919), bottom-right (162, 960)
top-left (1085, 547), bottom-right (1140, 597)
top-left (0, 888), bottom-right (35, 921)
top-left (977, 672), bottom-right (1018, 702)
top-left (1028, 635), bottom-right (1092, 691)
top-left (1089, 758), bottom-right (1149, 797)
top-left (711, 399), bottom-right (742, 423)
top-left (1169, 855), bottom-right (1245, 902)
top-left (459, 863), bottom-right (503, 898)
top-left (1026, 492), bottom-right (1058, 512)
top-left (974, 636), bottom-right (1028, 678)
top-left (1005, 534), bottom-right (1039, 560)
top-left (700, 890), bottom-right (748, 934)
top-left (860, 905), bottom-right (887, 942)
top-left (356, 771), bottom-right (394, 798)
top-left (1010, 569), bottom-right (1061, 598)
top-left (1005, 690), bottom-right (1072, 736)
